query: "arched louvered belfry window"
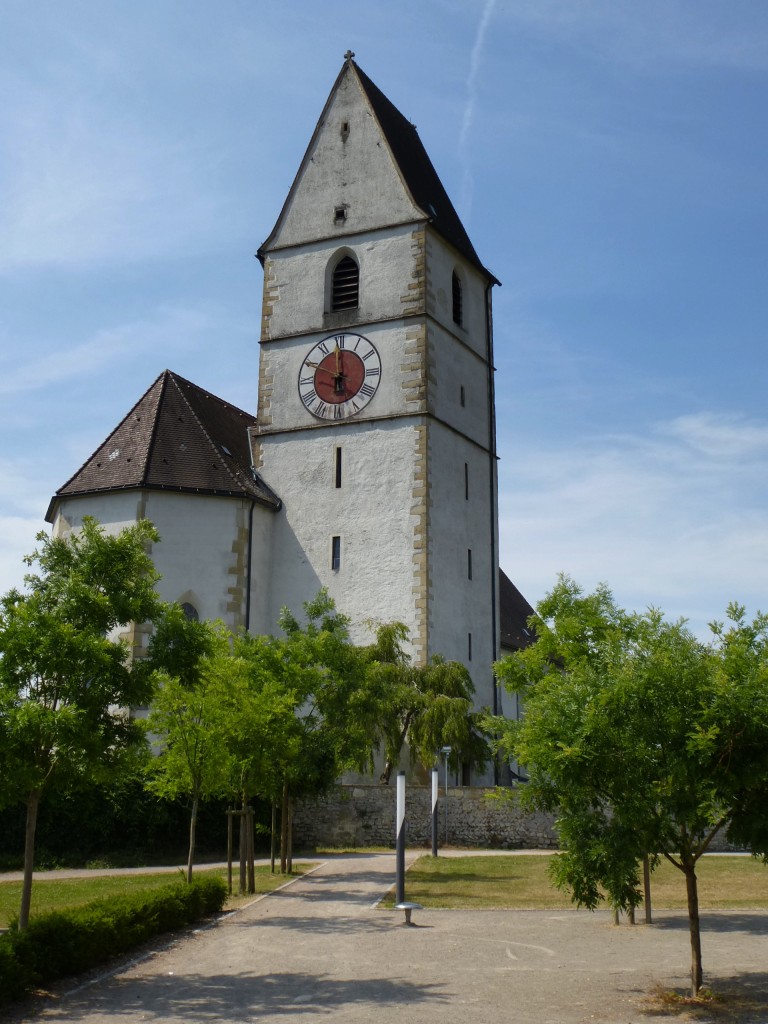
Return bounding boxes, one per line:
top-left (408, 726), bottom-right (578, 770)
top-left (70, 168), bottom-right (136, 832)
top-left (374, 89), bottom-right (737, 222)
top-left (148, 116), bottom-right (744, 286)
top-left (452, 270), bottom-right (463, 326)
top-left (331, 254), bottom-right (359, 311)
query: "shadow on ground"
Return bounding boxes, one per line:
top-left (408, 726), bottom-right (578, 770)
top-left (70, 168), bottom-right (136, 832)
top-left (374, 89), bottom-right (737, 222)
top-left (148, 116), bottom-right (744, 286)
top-left (649, 912), bottom-right (768, 935)
top-left (35, 971), bottom-right (450, 1021)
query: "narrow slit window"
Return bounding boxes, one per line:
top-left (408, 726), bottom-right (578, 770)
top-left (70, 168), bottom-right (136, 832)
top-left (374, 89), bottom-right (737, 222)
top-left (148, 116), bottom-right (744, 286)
top-left (332, 255), bottom-right (359, 310)
top-left (467, 548), bottom-right (473, 580)
top-left (467, 632), bottom-right (472, 661)
top-left (464, 462), bottom-right (469, 500)
top-left (452, 271), bottom-right (463, 326)
top-left (460, 385), bottom-right (465, 407)
top-left (335, 447), bottom-right (342, 488)
top-left (331, 535), bottom-right (341, 571)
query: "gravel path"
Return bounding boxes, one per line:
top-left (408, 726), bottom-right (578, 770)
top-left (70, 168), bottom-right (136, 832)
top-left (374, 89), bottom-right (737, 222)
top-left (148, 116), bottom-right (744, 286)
top-left (5, 852), bottom-right (768, 1023)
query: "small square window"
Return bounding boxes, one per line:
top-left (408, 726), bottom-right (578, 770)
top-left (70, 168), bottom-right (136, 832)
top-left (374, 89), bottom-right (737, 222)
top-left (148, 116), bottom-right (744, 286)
top-left (334, 206), bottom-right (347, 224)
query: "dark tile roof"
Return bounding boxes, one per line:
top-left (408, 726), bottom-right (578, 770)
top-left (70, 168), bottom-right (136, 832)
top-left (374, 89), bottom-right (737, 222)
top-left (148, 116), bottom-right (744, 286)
top-left (352, 62), bottom-right (498, 283)
top-left (499, 569), bottom-right (536, 652)
top-left (47, 371), bottom-right (280, 521)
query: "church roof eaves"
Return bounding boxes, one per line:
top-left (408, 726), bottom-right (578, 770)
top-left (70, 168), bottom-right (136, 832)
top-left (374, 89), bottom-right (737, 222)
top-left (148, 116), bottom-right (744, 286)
top-left (46, 370), bottom-right (280, 522)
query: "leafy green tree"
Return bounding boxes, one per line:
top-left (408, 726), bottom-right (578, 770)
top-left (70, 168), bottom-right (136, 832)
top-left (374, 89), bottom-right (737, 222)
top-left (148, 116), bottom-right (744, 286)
top-left (368, 623), bottom-right (489, 784)
top-left (234, 591), bottom-right (382, 867)
top-left (494, 576), bottom-right (768, 997)
top-left (145, 608), bottom-right (233, 883)
top-left (0, 518), bottom-right (163, 929)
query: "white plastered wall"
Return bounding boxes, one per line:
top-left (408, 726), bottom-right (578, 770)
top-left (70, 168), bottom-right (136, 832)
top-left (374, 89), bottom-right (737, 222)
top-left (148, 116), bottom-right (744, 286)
top-left (263, 225), bottom-right (420, 343)
top-left (270, 69), bottom-right (422, 251)
top-left (259, 419), bottom-right (422, 650)
top-left (51, 490), bottom-right (275, 633)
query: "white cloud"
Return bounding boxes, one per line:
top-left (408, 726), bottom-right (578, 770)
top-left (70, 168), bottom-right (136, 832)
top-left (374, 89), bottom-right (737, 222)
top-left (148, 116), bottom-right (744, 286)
top-left (499, 410), bottom-right (768, 636)
top-left (459, 0), bottom-right (497, 220)
top-left (493, 0), bottom-right (768, 72)
top-left (0, 306), bottom-right (217, 398)
top-left (660, 413), bottom-right (768, 460)
top-left (0, 515), bottom-right (47, 596)
top-left (0, 75), bottom-right (228, 274)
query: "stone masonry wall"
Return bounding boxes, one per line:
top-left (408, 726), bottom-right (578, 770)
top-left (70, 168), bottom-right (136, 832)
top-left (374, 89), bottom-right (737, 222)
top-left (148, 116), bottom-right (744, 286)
top-left (292, 784), bottom-right (742, 852)
top-left (292, 785), bottom-right (558, 849)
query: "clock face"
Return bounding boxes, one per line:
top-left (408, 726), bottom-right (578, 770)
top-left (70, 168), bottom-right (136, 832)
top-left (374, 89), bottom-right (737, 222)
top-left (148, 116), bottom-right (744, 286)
top-left (298, 333), bottom-right (382, 420)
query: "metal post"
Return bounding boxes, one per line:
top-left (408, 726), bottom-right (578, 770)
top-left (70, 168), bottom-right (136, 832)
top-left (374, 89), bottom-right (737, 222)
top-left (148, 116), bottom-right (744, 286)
top-left (441, 745), bottom-right (452, 847)
top-left (431, 767), bottom-right (439, 857)
top-left (395, 771), bottom-right (406, 904)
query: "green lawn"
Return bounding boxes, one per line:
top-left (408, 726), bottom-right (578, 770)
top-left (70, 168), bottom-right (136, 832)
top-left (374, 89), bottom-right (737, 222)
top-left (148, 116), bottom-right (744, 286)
top-left (389, 854), bottom-right (768, 910)
top-left (0, 865), bottom-right (312, 928)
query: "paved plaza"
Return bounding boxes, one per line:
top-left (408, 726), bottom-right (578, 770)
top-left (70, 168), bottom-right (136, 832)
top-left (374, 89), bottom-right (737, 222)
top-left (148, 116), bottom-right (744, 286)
top-left (5, 853), bottom-right (768, 1023)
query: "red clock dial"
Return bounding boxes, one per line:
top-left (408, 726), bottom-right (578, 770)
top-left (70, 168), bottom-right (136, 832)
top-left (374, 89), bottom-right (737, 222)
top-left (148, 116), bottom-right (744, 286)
top-left (298, 334), bottom-right (382, 420)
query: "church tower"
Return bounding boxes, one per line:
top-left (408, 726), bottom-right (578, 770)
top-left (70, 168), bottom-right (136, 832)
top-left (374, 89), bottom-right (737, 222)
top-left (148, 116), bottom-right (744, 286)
top-left (253, 54), bottom-right (501, 722)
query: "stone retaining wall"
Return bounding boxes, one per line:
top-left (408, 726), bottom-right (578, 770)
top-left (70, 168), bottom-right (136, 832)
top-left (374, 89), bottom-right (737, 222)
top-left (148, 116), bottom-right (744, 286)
top-left (293, 784), bottom-right (742, 852)
top-left (293, 784), bottom-right (558, 849)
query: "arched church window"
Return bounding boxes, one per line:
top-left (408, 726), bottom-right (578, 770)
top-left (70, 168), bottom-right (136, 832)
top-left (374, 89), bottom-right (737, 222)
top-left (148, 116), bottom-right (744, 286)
top-left (180, 602), bottom-right (199, 622)
top-left (452, 270), bottom-right (463, 326)
top-left (331, 255), bottom-right (359, 311)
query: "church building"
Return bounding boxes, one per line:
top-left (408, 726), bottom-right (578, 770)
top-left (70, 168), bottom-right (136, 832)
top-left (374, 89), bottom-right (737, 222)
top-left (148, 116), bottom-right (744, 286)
top-left (46, 54), bottom-right (533, 783)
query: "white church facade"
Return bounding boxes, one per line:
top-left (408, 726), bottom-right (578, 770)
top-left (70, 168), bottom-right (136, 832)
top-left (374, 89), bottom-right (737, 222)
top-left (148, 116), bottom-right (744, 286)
top-left (46, 55), bottom-right (533, 783)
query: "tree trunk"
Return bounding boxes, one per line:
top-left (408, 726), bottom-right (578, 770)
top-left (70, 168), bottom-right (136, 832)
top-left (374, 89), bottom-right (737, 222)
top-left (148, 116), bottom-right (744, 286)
top-left (239, 798), bottom-right (247, 893)
top-left (186, 792), bottom-right (199, 884)
top-left (287, 795), bottom-right (293, 873)
top-left (19, 789), bottom-right (41, 931)
top-left (684, 862), bottom-right (704, 996)
top-left (643, 855), bottom-right (653, 924)
top-left (280, 779), bottom-right (289, 873)
top-left (270, 797), bottom-right (277, 874)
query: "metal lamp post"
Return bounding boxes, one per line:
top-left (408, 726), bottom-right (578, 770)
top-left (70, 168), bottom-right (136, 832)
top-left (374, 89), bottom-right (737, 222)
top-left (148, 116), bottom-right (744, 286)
top-left (441, 745), bottom-right (452, 846)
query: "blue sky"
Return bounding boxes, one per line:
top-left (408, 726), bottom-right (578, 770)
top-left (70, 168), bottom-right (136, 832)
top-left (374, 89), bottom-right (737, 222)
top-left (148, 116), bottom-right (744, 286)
top-left (2, 0), bottom-right (767, 637)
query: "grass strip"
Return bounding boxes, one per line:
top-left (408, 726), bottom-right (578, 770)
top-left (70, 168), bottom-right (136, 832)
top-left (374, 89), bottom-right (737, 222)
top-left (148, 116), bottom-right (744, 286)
top-left (0, 865), bottom-right (313, 929)
top-left (383, 854), bottom-right (768, 910)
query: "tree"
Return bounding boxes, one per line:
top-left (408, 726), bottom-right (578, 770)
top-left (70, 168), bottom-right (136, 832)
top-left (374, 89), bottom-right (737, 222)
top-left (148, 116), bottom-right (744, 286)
top-left (234, 591), bottom-right (382, 868)
top-left (494, 576), bottom-right (768, 997)
top-left (0, 518), bottom-right (163, 929)
top-left (367, 623), bottom-right (489, 784)
top-left (144, 608), bottom-right (233, 883)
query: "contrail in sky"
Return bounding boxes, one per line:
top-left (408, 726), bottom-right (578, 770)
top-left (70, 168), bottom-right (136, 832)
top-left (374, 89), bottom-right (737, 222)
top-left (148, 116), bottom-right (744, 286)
top-left (459, 0), bottom-right (497, 223)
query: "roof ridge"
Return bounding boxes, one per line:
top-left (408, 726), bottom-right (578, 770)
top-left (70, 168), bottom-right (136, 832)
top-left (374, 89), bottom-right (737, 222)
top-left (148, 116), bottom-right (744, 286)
top-left (164, 372), bottom-right (252, 496)
top-left (142, 369), bottom-right (172, 485)
top-left (52, 370), bottom-right (167, 496)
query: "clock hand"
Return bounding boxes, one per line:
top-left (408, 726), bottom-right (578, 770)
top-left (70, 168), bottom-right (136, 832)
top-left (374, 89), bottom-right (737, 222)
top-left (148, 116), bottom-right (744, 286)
top-left (307, 358), bottom-right (348, 378)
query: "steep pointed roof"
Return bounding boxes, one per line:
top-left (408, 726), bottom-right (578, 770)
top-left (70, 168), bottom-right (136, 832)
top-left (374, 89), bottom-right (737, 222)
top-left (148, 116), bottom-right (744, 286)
top-left (499, 569), bottom-right (536, 652)
top-left (260, 57), bottom-right (498, 284)
top-left (352, 62), bottom-right (495, 281)
top-left (46, 371), bottom-right (280, 521)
